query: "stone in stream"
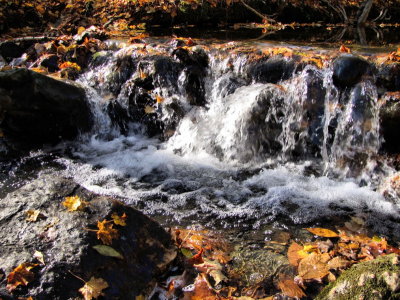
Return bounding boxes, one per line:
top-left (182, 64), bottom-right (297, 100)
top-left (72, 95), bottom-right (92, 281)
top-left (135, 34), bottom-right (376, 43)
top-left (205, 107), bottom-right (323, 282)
top-left (377, 63), bottom-right (400, 94)
top-left (0, 68), bottom-right (92, 150)
top-left (0, 174), bottom-right (176, 299)
top-left (249, 57), bottom-right (296, 84)
top-left (316, 254), bottom-right (400, 300)
top-left (332, 54), bottom-right (372, 89)
top-left (0, 42), bottom-right (24, 63)
top-left (379, 92), bottom-right (400, 153)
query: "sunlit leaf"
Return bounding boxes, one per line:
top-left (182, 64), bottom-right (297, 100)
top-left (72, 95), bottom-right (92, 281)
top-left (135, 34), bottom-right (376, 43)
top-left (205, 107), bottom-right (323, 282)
top-left (6, 263), bottom-right (38, 292)
top-left (96, 220), bottom-right (119, 245)
top-left (111, 213), bottom-right (127, 226)
top-left (327, 256), bottom-right (351, 270)
top-left (63, 196), bottom-right (87, 212)
top-left (298, 253), bottom-right (330, 281)
top-left (181, 248), bottom-right (194, 258)
top-left (79, 277), bottom-right (109, 300)
top-left (288, 242), bottom-right (305, 266)
top-left (33, 250), bottom-right (45, 265)
top-left (277, 274), bottom-right (306, 298)
top-left (306, 228), bottom-right (339, 238)
top-left (25, 209), bottom-right (42, 222)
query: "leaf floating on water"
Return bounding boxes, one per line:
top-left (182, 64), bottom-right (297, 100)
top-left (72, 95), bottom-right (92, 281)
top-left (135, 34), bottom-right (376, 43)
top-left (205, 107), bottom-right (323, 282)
top-left (63, 196), bottom-right (87, 212)
top-left (6, 263), bottom-right (38, 292)
top-left (305, 228), bottom-right (339, 238)
top-left (96, 220), bottom-right (119, 245)
top-left (33, 250), bottom-right (45, 265)
top-left (93, 245), bottom-right (124, 259)
top-left (111, 212), bottom-right (127, 226)
top-left (25, 209), bottom-right (42, 222)
top-left (79, 277), bottom-right (109, 300)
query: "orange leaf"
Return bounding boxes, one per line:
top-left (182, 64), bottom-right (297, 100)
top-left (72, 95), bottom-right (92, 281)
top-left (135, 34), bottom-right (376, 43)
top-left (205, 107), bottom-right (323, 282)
top-left (277, 274), bottom-right (306, 298)
top-left (189, 248), bottom-right (204, 265)
top-left (339, 45), bottom-right (351, 53)
top-left (6, 263), bottom-right (37, 292)
top-left (156, 95), bottom-right (164, 103)
top-left (96, 220), bottom-right (119, 245)
top-left (59, 61), bottom-right (81, 72)
top-left (79, 277), bottom-right (109, 300)
top-left (288, 242), bottom-right (305, 266)
top-left (298, 253), bottom-right (330, 281)
top-left (306, 228), bottom-right (339, 238)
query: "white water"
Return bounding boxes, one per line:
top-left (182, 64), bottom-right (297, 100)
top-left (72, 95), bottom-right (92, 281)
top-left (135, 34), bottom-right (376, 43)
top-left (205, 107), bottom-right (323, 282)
top-left (55, 44), bottom-right (400, 236)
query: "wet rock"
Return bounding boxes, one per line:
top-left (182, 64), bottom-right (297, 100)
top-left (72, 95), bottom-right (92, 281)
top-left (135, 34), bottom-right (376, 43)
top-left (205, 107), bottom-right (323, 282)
top-left (0, 41), bottom-right (24, 62)
top-left (249, 57), bottom-right (295, 84)
top-left (377, 63), bottom-right (400, 93)
top-left (316, 254), bottom-right (400, 300)
top-left (332, 54), bottom-right (371, 88)
top-left (379, 93), bottom-right (400, 153)
top-left (39, 54), bottom-right (59, 72)
top-left (73, 26), bottom-right (109, 44)
top-left (0, 68), bottom-right (92, 150)
top-left (0, 174), bottom-right (176, 299)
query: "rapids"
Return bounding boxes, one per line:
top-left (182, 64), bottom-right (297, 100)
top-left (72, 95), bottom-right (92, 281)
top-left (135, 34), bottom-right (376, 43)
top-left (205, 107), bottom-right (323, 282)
top-left (3, 39), bottom-right (400, 240)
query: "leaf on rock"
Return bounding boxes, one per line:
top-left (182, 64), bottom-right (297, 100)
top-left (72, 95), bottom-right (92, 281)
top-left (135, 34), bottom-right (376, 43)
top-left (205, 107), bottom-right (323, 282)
top-left (111, 213), bottom-right (127, 226)
top-left (93, 245), bottom-right (123, 259)
top-left (63, 196), bottom-right (87, 212)
top-left (96, 220), bottom-right (119, 245)
top-left (6, 263), bottom-right (38, 292)
top-left (79, 277), bottom-right (109, 300)
top-left (59, 61), bottom-right (81, 72)
top-left (33, 250), bottom-right (45, 265)
top-left (298, 253), bottom-right (330, 281)
top-left (305, 228), bottom-right (339, 238)
top-left (185, 274), bottom-right (217, 300)
top-left (277, 274), bottom-right (306, 299)
top-left (144, 105), bottom-right (155, 114)
top-left (25, 209), bottom-right (42, 222)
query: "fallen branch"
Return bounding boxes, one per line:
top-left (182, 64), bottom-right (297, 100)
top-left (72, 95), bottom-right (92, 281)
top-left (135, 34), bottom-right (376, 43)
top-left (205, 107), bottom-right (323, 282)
top-left (2, 36), bottom-right (56, 44)
top-left (239, 0), bottom-right (277, 24)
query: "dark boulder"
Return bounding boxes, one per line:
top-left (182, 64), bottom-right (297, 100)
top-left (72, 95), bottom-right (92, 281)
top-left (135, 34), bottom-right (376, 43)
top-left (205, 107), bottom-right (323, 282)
top-left (380, 93), bottom-right (400, 153)
top-left (332, 54), bottom-right (371, 89)
top-left (39, 54), bottom-right (59, 72)
top-left (0, 68), bottom-right (92, 149)
top-left (249, 57), bottom-right (295, 84)
top-left (377, 63), bottom-right (400, 93)
top-left (0, 42), bottom-right (24, 62)
top-left (0, 175), bottom-right (176, 299)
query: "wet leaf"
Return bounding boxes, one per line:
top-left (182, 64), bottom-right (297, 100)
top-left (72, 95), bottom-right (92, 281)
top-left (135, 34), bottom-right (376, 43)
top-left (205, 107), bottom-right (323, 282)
top-left (63, 196), bottom-right (87, 211)
top-left (277, 274), bottom-right (306, 298)
top-left (156, 94), bottom-right (164, 103)
top-left (33, 250), bottom-right (45, 265)
top-left (96, 220), bottom-right (119, 245)
top-left (6, 263), bottom-right (38, 292)
top-left (59, 61), bottom-right (81, 72)
top-left (93, 245), bottom-right (123, 259)
top-left (306, 227), bottom-right (339, 238)
top-left (327, 256), bottom-right (351, 270)
top-left (181, 248), bottom-right (194, 258)
top-left (144, 105), bottom-right (155, 114)
top-left (77, 26), bottom-right (86, 35)
top-left (189, 248), bottom-right (204, 265)
top-left (111, 212), bottom-right (127, 226)
top-left (288, 242), bottom-right (306, 266)
top-left (79, 277), bottom-right (109, 300)
top-left (184, 274), bottom-right (216, 300)
top-left (25, 209), bottom-right (42, 222)
top-left (298, 252), bottom-right (330, 281)
top-left (339, 45), bottom-right (351, 53)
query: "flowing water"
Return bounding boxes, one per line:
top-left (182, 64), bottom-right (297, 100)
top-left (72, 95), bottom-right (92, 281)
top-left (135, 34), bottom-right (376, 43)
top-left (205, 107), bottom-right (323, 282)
top-left (2, 39), bottom-right (400, 241)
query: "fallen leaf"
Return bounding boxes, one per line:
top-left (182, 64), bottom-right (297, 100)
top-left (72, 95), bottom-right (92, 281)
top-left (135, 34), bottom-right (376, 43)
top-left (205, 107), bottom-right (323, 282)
top-left (144, 105), bottom-right (155, 114)
top-left (96, 220), bottom-right (119, 245)
top-left (63, 196), bottom-right (87, 212)
top-left (59, 61), bottom-right (81, 72)
top-left (339, 45), bottom-right (351, 53)
top-left (184, 274), bottom-right (216, 300)
top-left (156, 94), bottom-right (164, 103)
top-left (79, 277), bottom-right (109, 300)
top-left (277, 274), bottom-right (306, 298)
top-left (33, 250), bottom-right (45, 265)
top-left (306, 228), bottom-right (339, 238)
top-left (77, 26), bottom-right (86, 35)
top-left (189, 248), bottom-right (204, 265)
top-left (6, 263), bottom-right (38, 292)
top-left (181, 248), bottom-right (194, 258)
top-left (93, 245), bottom-right (123, 259)
top-left (288, 242), bottom-right (306, 266)
top-left (327, 256), bottom-right (351, 270)
top-left (25, 209), bottom-right (42, 222)
top-left (298, 253), bottom-right (330, 281)
top-left (111, 213), bottom-right (127, 226)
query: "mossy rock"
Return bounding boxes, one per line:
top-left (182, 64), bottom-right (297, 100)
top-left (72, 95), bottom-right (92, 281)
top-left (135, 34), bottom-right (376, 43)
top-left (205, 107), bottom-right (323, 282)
top-left (316, 254), bottom-right (400, 300)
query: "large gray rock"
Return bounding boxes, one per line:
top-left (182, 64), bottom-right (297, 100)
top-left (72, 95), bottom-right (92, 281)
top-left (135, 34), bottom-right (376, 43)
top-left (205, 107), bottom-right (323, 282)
top-left (0, 68), bottom-right (92, 149)
top-left (0, 175), bottom-right (176, 299)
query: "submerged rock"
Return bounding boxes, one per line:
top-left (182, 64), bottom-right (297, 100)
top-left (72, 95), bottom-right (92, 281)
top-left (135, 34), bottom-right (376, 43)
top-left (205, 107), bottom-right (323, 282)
top-left (332, 54), bottom-right (371, 88)
top-left (316, 254), bottom-right (400, 300)
top-left (249, 57), bottom-right (295, 84)
top-left (0, 175), bottom-right (176, 299)
top-left (0, 68), bottom-right (92, 150)
top-left (0, 42), bottom-right (24, 62)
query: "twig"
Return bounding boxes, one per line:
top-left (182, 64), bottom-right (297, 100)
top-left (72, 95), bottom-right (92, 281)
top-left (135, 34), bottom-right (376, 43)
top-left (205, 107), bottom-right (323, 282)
top-left (239, 0), bottom-right (277, 24)
top-left (2, 36), bottom-right (56, 44)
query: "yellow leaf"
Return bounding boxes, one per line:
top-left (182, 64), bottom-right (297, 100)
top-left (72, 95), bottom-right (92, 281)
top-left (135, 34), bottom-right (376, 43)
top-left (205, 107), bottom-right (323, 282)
top-left (111, 213), bottom-right (127, 226)
top-left (306, 228), bottom-right (339, 238)
top-left (79, 277), bottom-right (109, 300)
top-left (63, 196), bottom-right (87, 212)
top-left (96, 220), bottom-right (119, 245)
top-left (6, 263), bottom-right (38, 292)
top-left (77, 26), bottom-right (86, 35)
top-left (25, 209), bottom-right (42, 222)
top-left (93, 245), bottom-right (123, 259)
top-left (36, 4), bottom-right (45, 14)
top-left (59, 61), bottom-right (81, 72)
top-left (33, 250), bottom-right (45, 265)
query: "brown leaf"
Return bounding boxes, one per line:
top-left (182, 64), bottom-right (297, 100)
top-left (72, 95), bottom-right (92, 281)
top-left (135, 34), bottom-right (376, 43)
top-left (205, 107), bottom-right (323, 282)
top-left (288, 242), bottom-right (305, 267)
top-left (339, 45), bottom-right (351, 53)
top-left (96, 220), bottom-right (119, 245)
top-left (79, 277), bottom-right (109, 300)
top-left (111, 213), bottom-right (127, 226)
top-left (306, 228), bottom-right (339, 238)
top-left (63, 196), bottom-right (87, 211)
top-left (277, 274), bottom-right (306, 299)
top-left (327, 256), bottom-right (352, 270)
top-left (184, 274), bottom-right (216, 300)
top-left (298, 253), bottom-right (330, 281)
top-left (6, 263), bottom-right (37, 292)
top-left (25, 209), bottom-right (42, 222)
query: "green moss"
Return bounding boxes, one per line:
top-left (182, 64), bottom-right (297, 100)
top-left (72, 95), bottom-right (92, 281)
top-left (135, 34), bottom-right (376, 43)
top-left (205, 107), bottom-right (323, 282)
top-left (316, 254), bottom-right (400, 300)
